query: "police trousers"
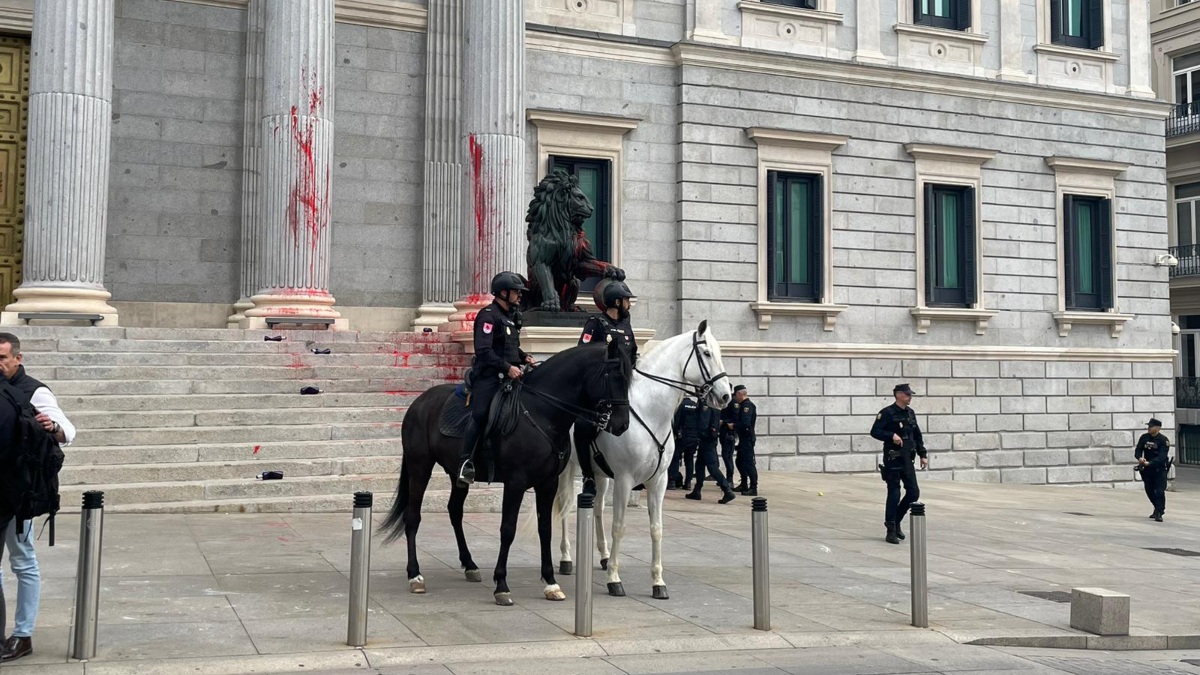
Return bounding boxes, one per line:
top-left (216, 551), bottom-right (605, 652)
top-left (720, 434), bottom-right (736, 482)
top-left (1141, 465), bottom-right (1167, 513)
top-left (694, 440), bottom-right (729, 490)
top-left (469, 373), bottom-right (501, 428)
top-left (670, 442), bottom-right (697, 485)
top-left (884, 461), bottom-right (920, 524)
top-left (736, 436), bottom-right (758, 489)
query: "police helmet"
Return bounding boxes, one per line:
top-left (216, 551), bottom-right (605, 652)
top-left (490, 271), bottom-right (528, 296)
top-left (592, 278), bottom-right (633, 311)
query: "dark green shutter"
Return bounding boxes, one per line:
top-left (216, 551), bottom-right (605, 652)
top-left (767, 171), bottom-right (778, 298)
top-left (1098, 197), bottom-right (1113, 309)
top-left (1050, 0), bottom-right (1063, 42)
top-left (963, 187), bottom-right (977, 306)
top-left (955, 0), bottom-right (972, 29)
top-left (1064, 195), bottom-right (1077, 309)
top-left (811, 175), bottom-right (824, 302)
top-left (913, 0), bottom-right (925, 22)
top-left (924, 183), bottom-right (936, 306)
top-left (802, 0), bottom-right (818, 9)
top-left (1086, 0), bottom-right (1104, 48)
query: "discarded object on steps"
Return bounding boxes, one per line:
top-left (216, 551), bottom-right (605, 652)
top-left (256, 471), bottom-right (284, 480)
top-left (300, 386), bottom-right (321, 395)
top-left (422, 328), bottom-right (433, 333)
top-left (311, 348), bottom-right (331, 354)
top-left (264, 335), bottom-right (285, 342)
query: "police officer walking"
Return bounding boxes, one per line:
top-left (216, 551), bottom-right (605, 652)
top-left (670, 397), bottom-right (702, 490)
top-left (733, 385), bottom-right (759, 496)
top-left (687, 400), bottom-right (737, 504)
top-left (1135, 418), bottom-right (1172, 522)
top-left (871, 383), bottom-right (928, 545)
top-left (457, 272), bottom-right (536, 487)
top-left (720, 400), bottom-right (739, 489)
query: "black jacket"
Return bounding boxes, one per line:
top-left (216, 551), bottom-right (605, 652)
top-left (1135, 433), bottom-right (1171, 469)
top-left (673, 397), bottom-right (716, 446)
top-left (870, 403), bottom-right (926, 461)
top-left (8, 365), bottom-right (48, 403)
top-left (719, 401), bottom-right (739, 439)
top-left (735, 399), bottom-right (757, 440)
top-left (472, 301), bottom-right (528, 378)
top-left (579, 313), bottom-right (637, 364)
top-left (0, 379), bottom-right (23, 522)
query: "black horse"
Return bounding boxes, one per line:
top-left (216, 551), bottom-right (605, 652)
top-left (381, 338), bottom-right (632, 605)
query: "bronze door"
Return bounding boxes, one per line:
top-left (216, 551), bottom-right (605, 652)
top-left (0, 35), bottom-right (29, 307)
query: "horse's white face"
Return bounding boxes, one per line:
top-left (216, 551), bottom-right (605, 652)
top-left (686, 320), bottom-right (733, 410)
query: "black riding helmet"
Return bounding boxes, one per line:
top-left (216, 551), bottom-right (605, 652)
top-left (593, 278), bottom-right (633, 311)
top-left (490, 271), bottom-right (528, 296)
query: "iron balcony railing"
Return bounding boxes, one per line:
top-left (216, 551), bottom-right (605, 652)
top-left (1169, 245), bottom-right (1200, 278)
top-left (1176, 377), bottom-right (1200, 409)
top-left (1168, 102), bottom-right (1200, 138)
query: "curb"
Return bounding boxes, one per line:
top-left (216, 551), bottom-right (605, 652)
top-left (962, 634), bottom-right (1200, 651)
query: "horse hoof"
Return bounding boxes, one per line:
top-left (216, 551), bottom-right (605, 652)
top-left (494, 592), bottom-right (514, 606)
top-left (600, 558), bottom-right (608, 571)
top-left (653, 585), bottom-right (669, 600)
top-left (607, 582), bottom-right (626, 597)
top-left (464, 569), bottom-right (482, 583)
top-left (559, 561), bottom-right (574, 576)
top-left (409, 576), bottom-right (426, 594)
top-left (544, 585), bottom-right (567, 601)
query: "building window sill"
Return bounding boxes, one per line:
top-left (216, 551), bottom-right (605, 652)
top-left (750, 301), bottom-right (848, 331)
top-left (1052, 310), bottom-right (1134, 338)
top-left (893, 23), bottom-right (989, 44)
top-left (737, 1), bottom-right (845, 24)
top-left (1033, 43), bottom-right (1120, 62)
top-left (910, 307), bottom-right (997, 335)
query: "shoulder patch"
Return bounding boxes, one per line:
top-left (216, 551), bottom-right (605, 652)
top-left (582, 333), bottom-right (592, 343)
top-left (482, 322), bottom-right (493, 334)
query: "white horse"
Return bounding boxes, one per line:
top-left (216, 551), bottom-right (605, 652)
top-left (554, 321), bottom-right (732, 599)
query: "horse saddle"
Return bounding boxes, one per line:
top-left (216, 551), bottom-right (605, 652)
top-left (437, 380), bottom-right (523, 439)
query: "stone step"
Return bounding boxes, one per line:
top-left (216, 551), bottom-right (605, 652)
top-left (58, 473), bottom-right (423, 506)
top-left (35, 337), bottom-right (464, 355)
top-left (70, 421), bottom-right (403, 448)
top-left (61, 456), bottom-right (402, 485)
top-left (28, 351), bottom-right (459, 367)
top-left (46, 364), bottom-right (467, 381)
top-left (51, 377), bottom-right (439, 396)
top-left (64, 438), bottom-right (405, 465)
top-left (69, 406), bottom-right (405, 430)
top-left (12, 326), bottom-right (458, 344)
top-left (94, 488), bottom-right (506, 514)
top-left (59, 391), bottom-right (418, 412)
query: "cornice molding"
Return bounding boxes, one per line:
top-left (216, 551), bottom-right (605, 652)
top-left (746, 128), bottom-right (849, 151)
top-left (526, 30), bottom-right (677, 65)
top-left (1045, 156), bottom-right (1131, 177)
top-left (0, 0), bottom-right (32, 33)
top-left (905, 143), bottom-right (997, 165)
top-left (527, 109), bottom-right (641, 135)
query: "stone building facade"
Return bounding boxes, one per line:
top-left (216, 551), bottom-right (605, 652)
top-left (0, 0), bottom-right (1175, 484)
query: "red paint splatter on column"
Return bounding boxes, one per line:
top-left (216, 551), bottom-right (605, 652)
top-left (285, 66), bottom-right (330, 286)
top-left (469, 134), bottom-right (496, 291)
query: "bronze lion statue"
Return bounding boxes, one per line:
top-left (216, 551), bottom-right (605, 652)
top-left (523, 168), bottom-right (624, 313)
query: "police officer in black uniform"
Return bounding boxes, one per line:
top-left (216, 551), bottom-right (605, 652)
top-left (870, 383), bottom-right (928, 545)
top-left (1135, 418), bottom-right (1172, 522)
top-left (574, 279), bottom-right (637, 496)
top-left (687, 400), bottom-right (737, 504)
top-left (720, 400), bottom-right (740, 489)
top-left (456, 271), bottom-right (536, 487)
top-left (733, 385), bottom-right (759, 496)
top-left (670, 397), bottom-right (702, 490)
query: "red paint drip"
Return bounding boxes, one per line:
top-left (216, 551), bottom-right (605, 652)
top-left (469, 135), bottom-right (495, 291)
top-left (285, 65), bottom-right (329, 284)
top-left (253, 445), bottom-right (261, 455)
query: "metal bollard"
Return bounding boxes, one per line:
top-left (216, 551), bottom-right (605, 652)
top-left (574, 492), bottom-right (595, 637)
top-left (71, 491), bottom-right (105, 661)
top-left (909, 502), bottom-right (928, 628)
top-left (751, 496), bottom-right (770, 631)
top-left (347, 491), bottom-right (373, 647)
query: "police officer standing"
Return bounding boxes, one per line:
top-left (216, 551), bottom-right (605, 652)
top-left (733, 385), bottom-right (759, 496)
top-left (720, 399), bottom-right (739, 489)
top-left (687, 400), bottom-right (737, 504)
top-left (670, 397), bottom-right (702, 490)
top-left (870, 383), bottom-right (928, 545)
top-left (457, 272), bottom-right (536, 487)
top-left (1135, 418), bottom-right (1172, 522)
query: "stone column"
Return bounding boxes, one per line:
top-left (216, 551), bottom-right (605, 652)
top-left (413, 0), bottom-right (463, 329)
top-left (228, 0), bottom-right (265, 327)
top-left (2, 0), bottom-right (120, 326)
top-left (853, 0), bottom-right (887, 64)
top-left (1127, 0), bottom-right (1155, 98)
top-left (243, 0), bottom-right (343, 328)
top-left (998, 0), bottom-right (1027, 81)
top-left (441, 0), bottom-right (526, 335)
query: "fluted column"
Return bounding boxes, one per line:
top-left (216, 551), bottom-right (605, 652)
top-left (228, 0), bottom-right (265, 327)
top-left (441, 0), bottom-right (526, 335)
top-left (243, 0), bottom-right (343, 328)
top-left (2, 0), bottom-right (119, 326)
top-left (413, 0), bottom-right (463, 328)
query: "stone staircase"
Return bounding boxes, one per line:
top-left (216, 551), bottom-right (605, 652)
top-left (17, 327), bottom-right (503, 514)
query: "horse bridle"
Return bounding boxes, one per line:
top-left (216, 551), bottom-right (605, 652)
top-left (634, 330), bottom-right (728, 403)
top-left (517, 347), bottom-right (631, 434)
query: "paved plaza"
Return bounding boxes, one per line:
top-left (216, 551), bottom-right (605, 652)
top-left (2, 469), bottom-right (1199, 674)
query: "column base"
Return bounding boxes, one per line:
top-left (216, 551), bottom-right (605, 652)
top-left (227, 297), bottom-right (255, 329)
top-left (243, 291), bottom-right (347, 330)
top-left (413, 303), bottom-right (456, 329)
top-left (440, 294), bottom-right (491, 349)
top-left (1, 286), bottom-right (120, 326)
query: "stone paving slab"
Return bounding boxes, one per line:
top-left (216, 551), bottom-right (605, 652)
top-left (2, 471), bottom-right (1199, 673)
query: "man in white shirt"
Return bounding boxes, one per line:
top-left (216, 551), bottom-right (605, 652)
top-left (0, 333), bottom-right (75, 663)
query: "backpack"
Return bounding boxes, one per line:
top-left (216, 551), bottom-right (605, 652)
top-left (1, 387), bottom-right (65, 545)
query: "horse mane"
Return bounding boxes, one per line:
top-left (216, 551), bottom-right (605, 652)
top-left (524, 341), bottom-right (631, 391)
top-left (525, 169), bottom-right (578, 264)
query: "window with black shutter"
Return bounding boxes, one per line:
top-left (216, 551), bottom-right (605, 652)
top-left (763, 0), bottom-right (819, 9)
top-left (914, 0), bottom-right (971, 29)
top-left (767, 171), bottom-right (823, 302)
top-left (550, 156), bottom-right (612, 263)
top-left (1063, 195), bottom-right (1113, 311)
top-left (1050, 0), bottom-right (1104, 49)
top-left (923, 184), bottom-right (976, 307)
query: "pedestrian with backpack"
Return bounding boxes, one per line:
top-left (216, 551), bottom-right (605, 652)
top-left (0, 377), bottom-right (24, 656)
top-left (0, 333), bottom-right (73, 663)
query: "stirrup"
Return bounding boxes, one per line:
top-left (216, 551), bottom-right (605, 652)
top-left (457, 460), bottom-right (476, 487)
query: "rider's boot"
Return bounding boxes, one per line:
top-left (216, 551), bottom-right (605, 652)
top-left (456, 425), bottom-right (480, 488)
top-left (582, 475), bottom-right (597, 497)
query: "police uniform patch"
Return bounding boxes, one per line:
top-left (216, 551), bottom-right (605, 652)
top-left (582, 333), bottom-right (592, 343)
top-left (505, 327), bottom-right (511, 335)
top-left (482, 323), bottom-right (493, 334)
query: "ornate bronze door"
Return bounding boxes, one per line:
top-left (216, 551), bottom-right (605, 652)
top-left (0, 35), bottom-right (29, 307)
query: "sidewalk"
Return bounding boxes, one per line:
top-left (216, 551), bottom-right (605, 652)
top-left (3, 471), bottom-right (1199, 674)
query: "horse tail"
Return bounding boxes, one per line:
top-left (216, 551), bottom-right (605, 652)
top-left (380, 459), bottom-right (410, 543)
top-left (553, 452), bottom-right (576, 526)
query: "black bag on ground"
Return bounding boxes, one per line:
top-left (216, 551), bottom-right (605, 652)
top-left (1, 387), bottom-right (65, 545)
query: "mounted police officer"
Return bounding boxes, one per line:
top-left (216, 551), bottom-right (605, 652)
top-left (733, 385), bottom-right (758, 496)
top-left (574, 278), bottom-right (637, 495)
top-left (871, 383), bottom-right (928, 545)
top-left (1135, 418), bottom-right (1172, 522)
top-left (457, 272), bottom-right (536, 488)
